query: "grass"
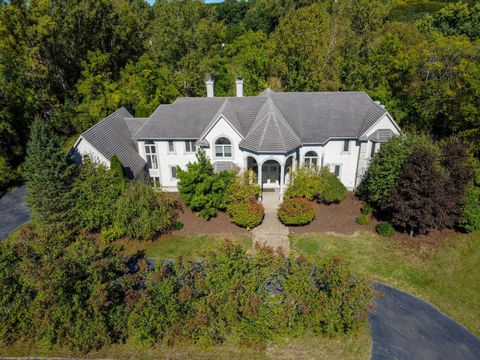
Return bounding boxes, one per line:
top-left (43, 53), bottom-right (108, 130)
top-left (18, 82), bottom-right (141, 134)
top-left (291, 231), bottom-right (480, 336)
top-left (113, 234), bottom-right (252, 260)
top-left (0, 327), bottom-right (370, 360)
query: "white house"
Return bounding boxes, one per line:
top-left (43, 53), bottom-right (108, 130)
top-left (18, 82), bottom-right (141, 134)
top-left (71, 78), bottom-right (400, 196)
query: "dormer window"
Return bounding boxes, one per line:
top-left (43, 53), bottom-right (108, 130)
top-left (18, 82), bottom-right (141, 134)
top-left (215, 137), bottom-right (232, 157)
top-left (144, 141), bottom-right (158, 169)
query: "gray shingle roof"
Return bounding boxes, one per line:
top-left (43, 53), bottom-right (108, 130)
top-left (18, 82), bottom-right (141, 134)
top-left (133, 91), bottom-right (388, 149)
top-left (81, 108), bottom-right (147, 179)
top-left (239, 98), bottom-right (301, 153)
top-left (267, 92), bottom-right (387, 144)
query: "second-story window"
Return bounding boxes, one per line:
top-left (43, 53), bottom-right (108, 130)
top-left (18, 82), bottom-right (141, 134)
top-left (144, 141), bottom-right (158, 169)
top-left (304, 151), bottom-right (318, 168)
top-left (215, 137), bottom-right (232, 157)
top-left (343, 140), bottom-right (350, 152)
top-left (168, 141), bottom-right (175, 153)
top-left (185, 140), bottom-right (196, 153)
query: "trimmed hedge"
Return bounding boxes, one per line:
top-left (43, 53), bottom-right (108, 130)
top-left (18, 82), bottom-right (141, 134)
top-left (278, 197), bottom-right (315, 225)
top-left (227, 201), bottom-right (264, 229)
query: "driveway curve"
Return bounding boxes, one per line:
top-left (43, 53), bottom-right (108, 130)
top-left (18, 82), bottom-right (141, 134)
top-left (0, 186), bottom-right (30, 239)
top-left (369, 283), bottom-right (480, 360)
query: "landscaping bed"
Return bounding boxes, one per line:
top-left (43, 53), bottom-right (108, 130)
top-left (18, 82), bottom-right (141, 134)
top-left (168, 192), bottom-right (250, 236)
top-left (288, 192), bottom-right (377, 235)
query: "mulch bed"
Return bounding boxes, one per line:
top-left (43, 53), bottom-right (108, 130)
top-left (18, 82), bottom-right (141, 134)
top-left (289, 193), bottom-right (377, 235)
top-left (289, 192), bottom-right (459, 245)
top-left (167, 192), bottom-right (249, 237)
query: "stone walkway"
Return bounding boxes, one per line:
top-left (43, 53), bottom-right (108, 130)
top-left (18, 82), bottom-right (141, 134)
top-left (252, 189), bottom-right (290, 254)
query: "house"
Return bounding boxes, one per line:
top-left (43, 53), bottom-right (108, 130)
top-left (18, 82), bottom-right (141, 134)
top-left (71, 78), bottom-right (400, 195)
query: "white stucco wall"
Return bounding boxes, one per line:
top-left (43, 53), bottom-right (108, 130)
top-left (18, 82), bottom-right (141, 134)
top-left (72, 137), bottom-right (110, 167)
top-left (299, 140), bottom-right (360, 190)
top-left (135, 112), bottom-right (401, 192)
top-left (202, 116), bottom-right (244, 168)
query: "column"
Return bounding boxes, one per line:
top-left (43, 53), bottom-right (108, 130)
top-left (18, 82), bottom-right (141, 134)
top-left (280, 162), bottom-right (285, 200)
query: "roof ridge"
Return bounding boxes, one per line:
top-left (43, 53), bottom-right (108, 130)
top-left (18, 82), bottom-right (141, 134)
top-left (267, 97), bottom-right (301, 144)
top-left (81, 107), bottom-right (131, 138)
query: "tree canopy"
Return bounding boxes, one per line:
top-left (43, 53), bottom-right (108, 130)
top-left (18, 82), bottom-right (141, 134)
top-left (1, 0), bottom-right (479, 191)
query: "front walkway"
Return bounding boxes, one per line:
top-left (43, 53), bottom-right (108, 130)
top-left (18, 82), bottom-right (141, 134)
top-left (252, 189), bottom-right (290, 254)
top-left (0, 186), bottom-right (30, 239)
top-left (370, 283), bottom-right (480, 359)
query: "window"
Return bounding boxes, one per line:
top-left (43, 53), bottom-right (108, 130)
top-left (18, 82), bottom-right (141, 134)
top-left (215, 137), bottom-right (232, 157)
top-left (343, 140), bottom-right (350, 152)
top-left (334, 165), bottom-right (341, 177)
top-left (168, 141), bottom-right (175, 153)
top-left (304, 151), bottom-right (318, 168)
top-left (185, 140), bottom-right (196, 153)
top-left (170, 166), bottom-right (177, 179)
top-left (151, 176), bottom-right (161, 188)
top-left (370, 142), bottom-right (376, 158)
top-left (144, 142), bottom-right (158, 169)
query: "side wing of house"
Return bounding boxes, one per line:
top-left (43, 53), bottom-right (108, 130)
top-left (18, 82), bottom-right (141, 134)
top-left (355, 112), bottom-right (401, 187)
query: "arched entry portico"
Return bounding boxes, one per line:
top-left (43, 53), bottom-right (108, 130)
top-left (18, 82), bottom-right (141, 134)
top-left (261, 160), bottom-right (281, 188)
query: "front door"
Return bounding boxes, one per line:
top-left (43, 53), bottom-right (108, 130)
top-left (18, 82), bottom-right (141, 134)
top-left (262, 162), bottom-right (280, 186)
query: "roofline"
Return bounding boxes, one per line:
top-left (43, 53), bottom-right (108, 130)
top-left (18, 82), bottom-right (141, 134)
top-left (359, 111), bottom-right (401, 138)
top-left (80, 107), bottom-right (131, 138)
top-left (72, 135), bottom-right (111, 164)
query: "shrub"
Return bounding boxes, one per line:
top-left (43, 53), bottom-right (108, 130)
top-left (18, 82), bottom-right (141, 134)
top-left (360, 134), bottom-right (436, 205)
top-left (72, 158), bottom-right (123, 230)
top-left (285, 166), bottom-right (326, 200)
top-left (108, 182), bottom-right (181, 240)
top-left (376, 222), bottom-right (396, 237)
top-left (176, 150), bottom-right (235, 219)
top-left (0, 231), bottom-right (143, 351)
top-left (356, 215), bottom-right (370, 225)
top-left (109, 154), bottom-right (126, 184)
top-left (223, 169), bottom-right (260, 206)
top-left (227, 201), bottom-right (264, 229)
top-left (278, 197), bottom-right (315, 225)
top-left (127, 242), bottom-right (377, 348)
top-left (459, 165), bottom-right (480, 233)
top-left (361, 203), bottom-right (373, 215)
top-left (320, 167), bottom-right (347, 204)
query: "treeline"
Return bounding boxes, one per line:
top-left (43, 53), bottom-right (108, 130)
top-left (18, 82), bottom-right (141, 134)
top-left (1, 0), bottom-right (479, 190)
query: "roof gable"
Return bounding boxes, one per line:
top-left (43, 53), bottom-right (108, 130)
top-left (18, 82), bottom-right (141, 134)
top-left (80, 108), bottom-right (147, 179)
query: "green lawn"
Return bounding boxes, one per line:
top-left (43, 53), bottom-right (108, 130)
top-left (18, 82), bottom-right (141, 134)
top-left (0, 327), bottom-right (370, 360)
top-left (113, 234), bottom-right (253, 260)
top-left (291, 231), bottom-right (480, 336)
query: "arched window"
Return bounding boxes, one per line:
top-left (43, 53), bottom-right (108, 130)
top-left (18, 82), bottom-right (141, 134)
top-left (215, 137), bottom-right (232, 158)
top-left (304, 151), bottom-right (318, 168)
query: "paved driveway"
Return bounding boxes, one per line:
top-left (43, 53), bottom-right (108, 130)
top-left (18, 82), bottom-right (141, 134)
top-left (370, 283), bottom-right (480, 360)
top-left (0, 186), bottom-right (30, 239)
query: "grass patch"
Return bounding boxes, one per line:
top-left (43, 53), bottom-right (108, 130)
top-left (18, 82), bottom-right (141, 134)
top-left (113, 234), bottom-right (252, 260)
top-left (291, 231), bottom-right (480, 335)
top-left (0, 326), bottom-right (370, 360)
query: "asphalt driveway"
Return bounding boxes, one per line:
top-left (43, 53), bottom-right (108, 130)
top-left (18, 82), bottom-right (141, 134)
top-left (369, 283), bottom-right (480, 360)
top-left (0, 186), bottom-right (30, 239)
